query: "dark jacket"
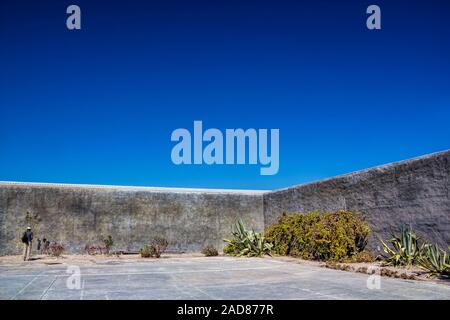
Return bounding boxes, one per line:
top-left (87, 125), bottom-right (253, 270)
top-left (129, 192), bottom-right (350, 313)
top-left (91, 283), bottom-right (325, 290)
top-left (22, 230), bottom-right (33, 244)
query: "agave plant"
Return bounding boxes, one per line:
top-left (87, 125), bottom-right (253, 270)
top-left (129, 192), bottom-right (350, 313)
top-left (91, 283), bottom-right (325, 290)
top-left (379, 226), bottom-right (424, 266)
top-left (419, 244), bottom-right (450, 278)
top-left (223, 219), bottom-right (273, 257)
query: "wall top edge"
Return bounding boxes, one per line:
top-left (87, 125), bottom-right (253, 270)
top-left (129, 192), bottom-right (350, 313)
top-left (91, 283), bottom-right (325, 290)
top-left (0, 181), bottom-right (269, 195)
top-left (271, 149), bottom-right (450, 194)
top-left (1, 150), bottom-right (448, 196)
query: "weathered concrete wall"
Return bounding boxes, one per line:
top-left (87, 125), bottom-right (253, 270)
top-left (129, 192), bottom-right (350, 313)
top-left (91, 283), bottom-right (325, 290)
top-left (1, 150), bottom-right (449, 255)
top-left (0, 184), bottom-right (265, 255)
top-left (263, 150), bottom-right (450, 248)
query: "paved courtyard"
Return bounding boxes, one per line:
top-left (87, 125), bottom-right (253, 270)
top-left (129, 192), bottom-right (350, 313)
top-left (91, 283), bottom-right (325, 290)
top-left (1, 256), bottom-right (449, 300)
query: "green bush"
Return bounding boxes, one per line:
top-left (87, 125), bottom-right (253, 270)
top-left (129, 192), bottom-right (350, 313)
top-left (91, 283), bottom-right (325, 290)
top-left (140, 244), bottom-right (156, 258)
top-left (265, 210), bottom-right (371, 262)
top-left (202, 245), bottom-right (219, 257)
top-left (379, 226), bottom-right (423, 266)
top-left (223, 219), bottom-right (273, 257)
top-left (102, 235), bottom-right (114, 254)
top-left (140, 237), bottom-right (169, 258)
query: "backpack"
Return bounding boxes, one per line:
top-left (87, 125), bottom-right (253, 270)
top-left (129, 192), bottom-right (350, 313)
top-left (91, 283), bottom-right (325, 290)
top-left (21, 233), bottom-right (27, 244)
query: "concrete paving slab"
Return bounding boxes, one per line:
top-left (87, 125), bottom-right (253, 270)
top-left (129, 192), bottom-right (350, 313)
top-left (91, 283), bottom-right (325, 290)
top-left (1, 257), bottom-right (449, 300)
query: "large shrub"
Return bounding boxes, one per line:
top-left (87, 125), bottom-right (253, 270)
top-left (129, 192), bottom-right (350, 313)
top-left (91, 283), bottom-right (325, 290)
top-left (265, 210), bottom-right (371, 262)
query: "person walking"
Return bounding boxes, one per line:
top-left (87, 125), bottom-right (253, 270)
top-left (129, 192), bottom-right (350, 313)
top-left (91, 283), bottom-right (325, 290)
top-left (21, 227), bottom-right (33, 261)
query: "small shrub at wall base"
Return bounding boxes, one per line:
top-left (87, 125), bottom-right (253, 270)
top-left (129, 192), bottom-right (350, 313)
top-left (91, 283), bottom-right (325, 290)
top-left (48, 243), bottom-right (65, 257)
top-left (85, 244), bottom-right (98, 255)
top-left (202, 245), bottom-right (219, 257)
top-left (103, 235), bottom-right (114, 254)
top-left (140, 244), bottom-right (156, 258)
top-left (140, 237), bottom-right (169, 258)
top-left (151, 237), bottom-right (168, 258)
top-left (85, 244), bottom-right (110, 255)
top-left (265, 210), bottom-right (371, 262)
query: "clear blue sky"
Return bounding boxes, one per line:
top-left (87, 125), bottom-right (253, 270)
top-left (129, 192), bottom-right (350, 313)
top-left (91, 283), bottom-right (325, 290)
top-left (1, 0), bottom-right (449, 190)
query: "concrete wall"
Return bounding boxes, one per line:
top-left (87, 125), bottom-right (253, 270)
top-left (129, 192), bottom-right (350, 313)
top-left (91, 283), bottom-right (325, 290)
top-left (263, 150), bottom-right (450, 249)
top-left (0, 184), bottom-right (265, 255)
top-left (0, 150), bottom-right (449, 255)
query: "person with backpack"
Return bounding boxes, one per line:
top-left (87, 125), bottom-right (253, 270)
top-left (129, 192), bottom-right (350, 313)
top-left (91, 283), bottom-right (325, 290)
top-left (21, 227), bottom-right (33, 261)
